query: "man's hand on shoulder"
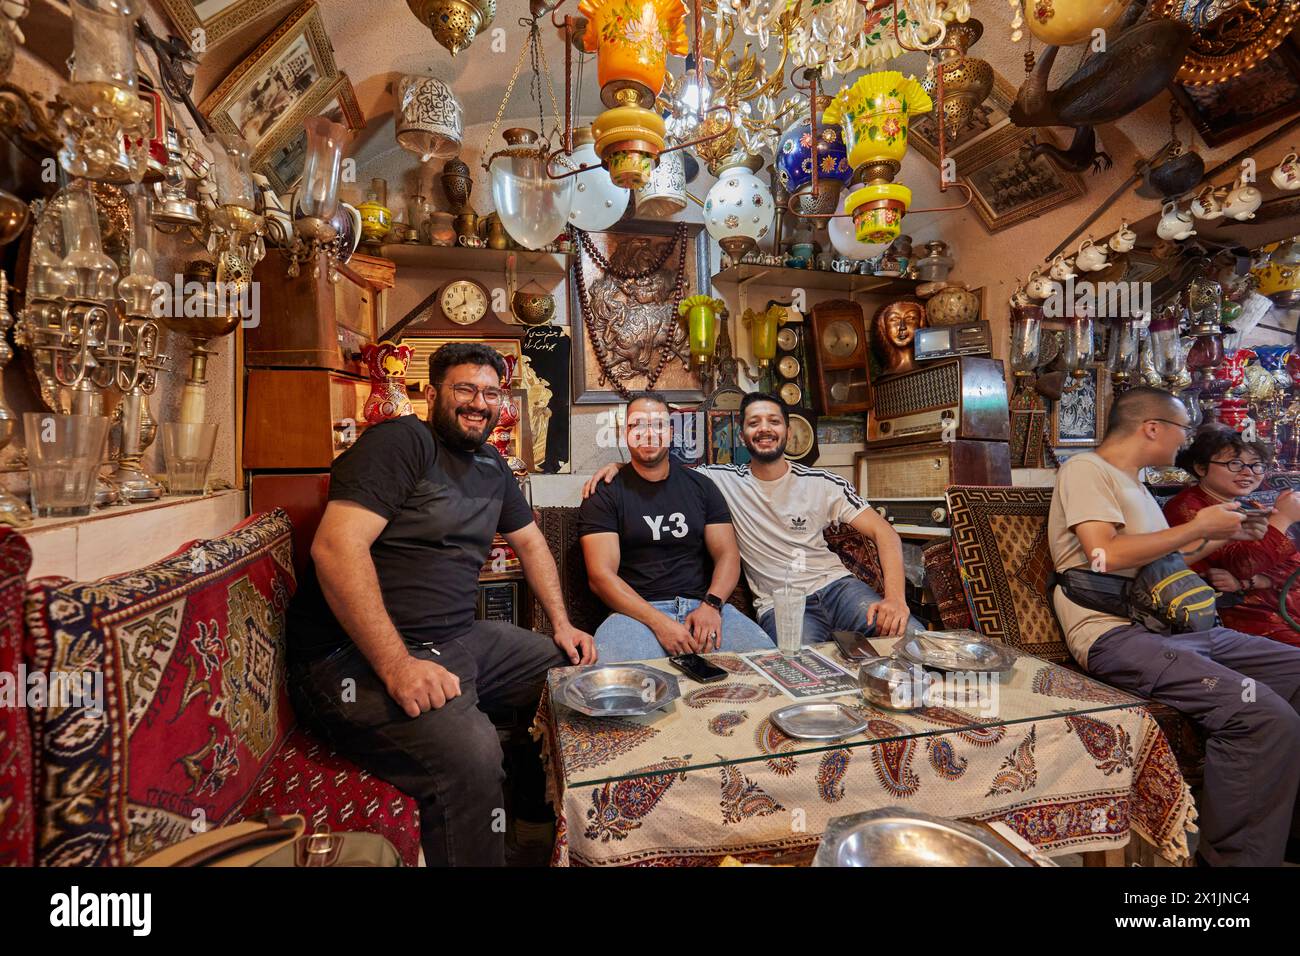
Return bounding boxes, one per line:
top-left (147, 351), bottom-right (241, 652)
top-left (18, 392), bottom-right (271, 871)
top-left (581, 463), bottom-right (623, 499)
top-left (378, 653), bottom-right (462, 718)
top-left (553, 623), bottom-right (597, 665)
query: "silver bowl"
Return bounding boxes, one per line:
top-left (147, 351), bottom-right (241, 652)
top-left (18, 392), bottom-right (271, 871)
top-left (814, 808), bottom-right (1033, 867)
top-left (560, 664), bottom-right (680, 718)
top-left (898, 630), bottom-right (1016, 674)
top-left (857, 655), bottom-right (922, 712)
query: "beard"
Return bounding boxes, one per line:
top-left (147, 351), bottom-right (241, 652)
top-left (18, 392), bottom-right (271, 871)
top-left (432, 396), bottom-right (501, 451)
top-left (630, 442), bottom-right (671, 466)
top-left (743, 431), bottom-right (787, 463)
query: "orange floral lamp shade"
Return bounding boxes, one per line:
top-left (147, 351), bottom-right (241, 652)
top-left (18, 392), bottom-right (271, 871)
top-left (580, 0), bottom-right (689, 98)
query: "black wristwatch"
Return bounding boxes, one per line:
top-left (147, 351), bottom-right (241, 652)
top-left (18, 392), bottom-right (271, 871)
top-left (703, 593), bottom-right (724, 611)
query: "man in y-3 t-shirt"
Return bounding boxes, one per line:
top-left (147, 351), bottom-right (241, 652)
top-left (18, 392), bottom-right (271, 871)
top-left (579, 391), bottom-right (774, 661)
top-left (586, 392), bottom-right (923, 644)
top-left (1049, 385), bottom-right (1300, 866)
top-left (287, 342), bottom-right (595, 867)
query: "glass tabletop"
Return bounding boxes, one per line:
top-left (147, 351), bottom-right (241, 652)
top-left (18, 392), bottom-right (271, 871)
top-left (543, 638), bottom-right (1144, 788)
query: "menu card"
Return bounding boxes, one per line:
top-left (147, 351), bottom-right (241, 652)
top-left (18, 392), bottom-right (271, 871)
top-left (743, 649), bottom-right (860, 701)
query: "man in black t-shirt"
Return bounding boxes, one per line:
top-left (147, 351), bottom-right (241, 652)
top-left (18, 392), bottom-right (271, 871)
top-left (287, 342), bottom-right (594, 867)
top-left (579, 391), bottom-right (774, 662)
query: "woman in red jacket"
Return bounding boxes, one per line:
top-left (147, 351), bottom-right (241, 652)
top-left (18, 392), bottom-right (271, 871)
top-left (1164, 425), bottom-right (1300, 647)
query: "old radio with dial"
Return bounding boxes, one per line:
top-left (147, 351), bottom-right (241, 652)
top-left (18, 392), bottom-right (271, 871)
top-left (867, 356), bottom-right (1009, 447)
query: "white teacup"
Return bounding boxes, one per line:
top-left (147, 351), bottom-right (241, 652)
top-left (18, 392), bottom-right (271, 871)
top-left (1191, 186), bottom-right (1224, 221)
top-left (1108, 222), bottom-right (1136, 253)
top-left (1048, 255), bottom-right (1076, 282)
top-left (1271, 150), bottom-right (1300, 190)
top-left (1076, 239), bottom-right (1109, 272)
top-left (1025, 269), bottom-right (1055, 300)
top-left (1157, 200), bottom-right (1196, 241)
top-left (1225, 177), bottom-right (1263, 221)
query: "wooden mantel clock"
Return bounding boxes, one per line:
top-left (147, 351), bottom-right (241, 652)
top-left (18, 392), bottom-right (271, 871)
top-left (807, 298), bottom-right (872, 415)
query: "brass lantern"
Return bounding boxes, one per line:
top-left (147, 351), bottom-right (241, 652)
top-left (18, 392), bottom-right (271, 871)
top-left (407, 0), bottom-right (496, 57)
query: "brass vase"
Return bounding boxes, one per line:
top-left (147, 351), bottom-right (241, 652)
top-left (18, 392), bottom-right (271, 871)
top-left (441, 156), bottom-right (473, 212)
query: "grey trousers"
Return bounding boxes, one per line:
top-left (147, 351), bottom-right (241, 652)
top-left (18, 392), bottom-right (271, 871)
top-left (288, 621), bottom-right (568, 867)
top-left (1086, 623), bottom-right (1300, 866)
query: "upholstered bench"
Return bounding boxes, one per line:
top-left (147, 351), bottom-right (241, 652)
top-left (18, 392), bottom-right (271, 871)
top-left (4, 511), bottom-right (419, 867)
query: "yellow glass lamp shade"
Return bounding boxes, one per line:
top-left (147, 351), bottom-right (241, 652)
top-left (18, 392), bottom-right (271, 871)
top-left (1026, 0), bottom-right (1125, 47)
top-left (845, 181), bottom-right (912, 245)
top-left (580, 0), bottom-right (689, 105)
top-left (679, 294), bottom-right (723, 364)
top-left (823, 72), bottom-right (933, 170)
top-left (743, 304), bottom-right (785, 368)
top-left (592, 101), bottom-right (667, 189)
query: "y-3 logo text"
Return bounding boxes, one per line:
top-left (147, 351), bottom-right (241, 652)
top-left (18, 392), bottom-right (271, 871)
top-left (644, 513), bottom-right (688, 540)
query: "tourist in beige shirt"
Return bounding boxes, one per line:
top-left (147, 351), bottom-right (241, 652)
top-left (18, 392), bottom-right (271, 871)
top-left (1049, 385), bottom-right (1300, 866)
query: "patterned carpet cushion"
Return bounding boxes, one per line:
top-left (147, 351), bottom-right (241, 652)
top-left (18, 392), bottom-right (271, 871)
top-left (922, 539), bottom-right (973, 631)
top-left (234, 726), bottom-right (420, 867)
top-left (825, 525), bottom-right (884, 596)
top-left (0, 530), bottom-right (34, 866)
top-left (946, 486), bottom-right (1069, 663)
top-left (24, 510), bottom-right (298, 866)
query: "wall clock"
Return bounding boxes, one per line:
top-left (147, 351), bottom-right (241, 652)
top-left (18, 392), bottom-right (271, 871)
top-left (808, 298), bottom-right (872, 415)
top-left (438, 278), bottom-right (490, 326)
top-left (785, 409), bottom-right (819, 465)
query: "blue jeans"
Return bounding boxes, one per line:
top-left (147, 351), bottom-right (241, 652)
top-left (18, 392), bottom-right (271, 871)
top-left (758, 575), bottom-right (926, 646)
top-left (594, 596), bottom-right (775, 663)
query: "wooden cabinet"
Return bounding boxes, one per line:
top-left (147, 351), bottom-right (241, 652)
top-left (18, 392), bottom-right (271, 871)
top-left (243, 369), bottom-right (368, 469)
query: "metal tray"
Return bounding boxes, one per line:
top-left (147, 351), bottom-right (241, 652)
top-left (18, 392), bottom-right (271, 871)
top-left (898, 631), bottom-right (1015, 674)
top-left (560, 664), bottom-right (680, 718)
top-left (770, 702), bottom-right (869, 741)
top-left (814, 808), bottom-right (1034, 867)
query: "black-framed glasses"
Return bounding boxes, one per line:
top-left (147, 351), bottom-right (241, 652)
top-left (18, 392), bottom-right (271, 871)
top-left (1210, 458), bottom-right (1267, 475)
top-left (436, 382), bottom-right (505, 406)
top-left (1146, 418), bottom-right (1195, 435)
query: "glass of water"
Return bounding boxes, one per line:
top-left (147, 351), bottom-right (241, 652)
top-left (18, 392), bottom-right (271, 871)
top-left (772, 586), bottom-right (806, 656)
top-left (161, 422), bottom-right (219, 495)
top-left (23, 413), bottom-right (110, 517)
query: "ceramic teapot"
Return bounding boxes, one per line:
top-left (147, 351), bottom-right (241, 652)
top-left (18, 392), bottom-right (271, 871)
top-left (1157, 201), bottom-right (1196, 241)
top-left (1108, 222), bottom-right (1136, 253)
top-left (1224, 177), bottom-right (1263, 221)
top-left (1271, 151), bottom-right (1300, 191)
top-left (1049, 255), bottom-right (1076, 282)
top-left (1025, 269), bottom-right (1055, 300)
top-left (1076, 239), bottom-right (1109, 273)
top-left (1191, 185), bottom-right (1225, 221)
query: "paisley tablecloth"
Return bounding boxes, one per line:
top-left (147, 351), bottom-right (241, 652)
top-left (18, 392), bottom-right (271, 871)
top-left (532, 643), bottom-right (1197, 867)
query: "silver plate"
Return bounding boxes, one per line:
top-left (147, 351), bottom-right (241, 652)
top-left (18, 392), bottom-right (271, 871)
top-left (770, 702), bottom-right (869, 740)
top-left (898, 630), bottom-right (1016, 673)
top-left (560, 664), bottom-right (680, 718)
top-left (814, 808), bottom-right (1033, 867)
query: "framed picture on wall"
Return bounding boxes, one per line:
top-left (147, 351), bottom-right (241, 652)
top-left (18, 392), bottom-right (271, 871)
top-left (199, 1), bottom-right (338, 159)
top-left (570, 222), bottom-right (709, 404)
top-left (255, 73), bottom-right (364, 192)
top-left (910, 72), bottom-right (1019, 167)
top-left (521, 325), bottom-right (572, 474)
top-left (157, 0), bottom-right (293, 49)
top-left (1051, 365), bottom-right (1109, 447)
top-left (1171, 40), bottom-right (1300, 147)
top-left (958, 126), bottom-right (1085, 234)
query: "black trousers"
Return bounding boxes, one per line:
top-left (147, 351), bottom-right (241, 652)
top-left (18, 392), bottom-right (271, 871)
top-left (288, 621), bottom-right (568, 866)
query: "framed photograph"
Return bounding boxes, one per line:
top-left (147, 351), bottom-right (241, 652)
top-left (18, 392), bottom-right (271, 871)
top-left (958, 126), bottom-right (1085, 234)
top-left (199, 1), bottom-right (337, 158)
top-left (157, 0), bottom-right (295, 49)
top-left (570, 221), bottom-right (710, 404)
top-left (1051, 365), bottom-right (1109, 447)
top-left (1171, 40), bottom-right (1300, 147)
top-left (255, 73), bottom-right (364, 192)
top-left (910, 72), bottom-right (1019, 167)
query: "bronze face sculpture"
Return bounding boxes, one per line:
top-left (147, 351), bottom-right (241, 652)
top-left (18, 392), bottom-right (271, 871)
top-left (872, 299), bottom-right (927, 377)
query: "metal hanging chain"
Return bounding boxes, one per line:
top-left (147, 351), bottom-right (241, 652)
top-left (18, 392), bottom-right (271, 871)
top-left (482, 18), bottom-right (565, 164)
top-left (575, 224), bottom-right (685, 278)
top-left (481, 30), bottom-right (535, 167)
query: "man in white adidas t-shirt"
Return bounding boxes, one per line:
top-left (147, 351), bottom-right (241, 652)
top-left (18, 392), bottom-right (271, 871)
top-left (585, 392), bottom-right (920, 642)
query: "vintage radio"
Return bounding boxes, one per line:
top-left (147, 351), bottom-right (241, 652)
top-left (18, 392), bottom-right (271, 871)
top-left (855, 441), bottom-right (1011, 499)
top-left (773, 321), bottom-right (814, 410)
top-left (913, 320), bottom-right (992, 362)
top-left (477, 580), bottom-right (524, 626)
top-left (807, 298), bottom-right (872, 415)
top-left (867, 356), bottom-right (1009, 447)
top-left (868, 497), bottom-right (950, 530)
top-left (245, 251), bottom-right (394, 377)
top-left (244, 368), bottom-right (368, 469)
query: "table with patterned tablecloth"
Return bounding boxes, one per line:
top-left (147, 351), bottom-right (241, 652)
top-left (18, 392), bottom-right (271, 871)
top-left (532, 641), bottom-right (1197, 867)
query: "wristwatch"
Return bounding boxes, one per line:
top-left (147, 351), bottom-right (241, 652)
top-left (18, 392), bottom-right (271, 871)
top-left (703, 593), bottom-right (724, 611)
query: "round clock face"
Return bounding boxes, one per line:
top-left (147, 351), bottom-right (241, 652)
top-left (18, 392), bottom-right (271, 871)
top-left (778, 355), bottom-right (801, 379)
top-left (777, 327), bottom-right (799, 351)
top-left (440, 280), bottom-right (488, 326)
top-left (785, 414), bottom-right (814, 459)
top-left (779, 382), bottom-right (803, 406)
top-left (823, 319), bottom-right (859, 358)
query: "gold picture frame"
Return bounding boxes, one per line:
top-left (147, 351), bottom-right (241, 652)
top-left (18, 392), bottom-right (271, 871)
top-left (910, 72), bottom-right (1019, 167)
top-left (157, 0), bottom-right (298, 49)
top-left (255, 73), bottom-right (365, 193)
top-left (198, 1), bottom-right (338, 159)
top-left (956, 125), bottom-right (1085, 234)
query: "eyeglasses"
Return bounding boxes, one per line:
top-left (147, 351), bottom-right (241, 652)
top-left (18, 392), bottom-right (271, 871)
top-left (436, 382), bottom-right (505, 406)
top-left (1146, 418), bottom-right (1195, 435)
top-left (1210, 458), bottom-right (1267, 475)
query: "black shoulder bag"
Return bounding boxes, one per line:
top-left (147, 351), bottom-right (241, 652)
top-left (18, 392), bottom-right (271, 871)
top-left (1056, 552), bottom-right (1224, 635)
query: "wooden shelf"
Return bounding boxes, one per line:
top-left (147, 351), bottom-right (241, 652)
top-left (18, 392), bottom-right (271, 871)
top-left (377, 243), bottom-right (572, 276)
top-left (712, 263), bottom-right (921, 296)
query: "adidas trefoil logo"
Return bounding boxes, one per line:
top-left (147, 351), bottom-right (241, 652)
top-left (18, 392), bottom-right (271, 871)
top-left (790, 516), bottom-right (807, 531)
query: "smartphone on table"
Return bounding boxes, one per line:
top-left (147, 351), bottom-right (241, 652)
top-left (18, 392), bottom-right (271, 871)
top-left (668, 653), bottom-right (728, 683)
